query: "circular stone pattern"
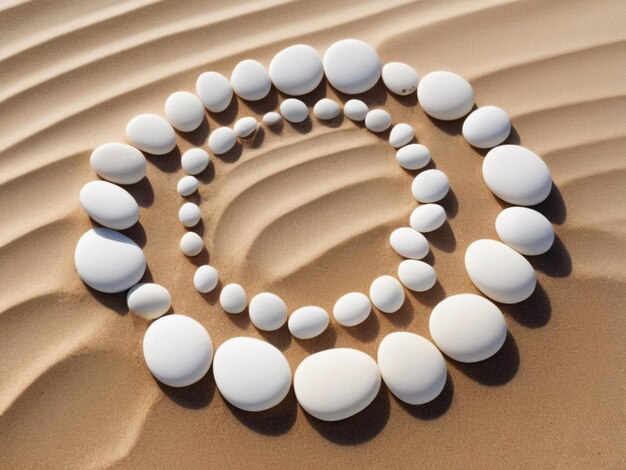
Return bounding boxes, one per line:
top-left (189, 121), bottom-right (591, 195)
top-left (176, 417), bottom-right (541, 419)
top-left (269, 44), bottom-right (324, 96)
top-left (79, 180), bottom-right (139, 230)
top-left (333, 292), bottom-right (371, 327)
top-left (417, 71), bottom-right (474, 121)
top-left (288, 306), bottom-right (329, 340)
top-left (396, 143), bottom-right (431, 170)
top-left (410, 204), bottom-right (446, 233)
top-left (219, 283), bottom-right (247, 314)
top-left (411, 169), bottom-right (449, 203)
top-left (143, 314), bottom-right (213, 387)
top-left (382, 62), bottom-right (419, 96)
top-left (195, 71), bottom-right (233, 113)
top-left (193, 265), bottom-right (219, 293)
top-left (230, 59), bottom-right (271, 101)
top-left (429, 294), bottom-right (507, 363)
top-left (495, 207), bottom-right (555, 256)
top-left (462, 105), bottom-right (511, 148)
top-left (125, 113), bottom-right (176, 155)
top-left (213, 337), bottom-right (292, 412)
top-left (323, 39), bottom-right (381, 94)
top-left (369, 275), bottom-right (405, 313)
top-left (90, 142), bottom-right (146, 185)
top-left (397, 260), bottom-right (436, 292)
top-left (127, 283), bottom-right (171, 320)
top-left (249, 292), bottom-right (288, 331)
top-left (164, 91), bottom-right (205, 132)
top-left (294, 348), bottom-right (381, 421)
top-left (390, 227), bottom-right (429, 259)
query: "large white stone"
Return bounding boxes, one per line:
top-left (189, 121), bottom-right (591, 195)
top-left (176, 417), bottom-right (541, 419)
top-left (179, 232), bottom-right (204, 257)
top-left (462, 106), bottom-right (511, 148)
top-left (313, 98), bottom-right (341, 120)
top-left (164, 91), bottom-right (205, 132)
top-left (230, 59), bottom-right (271, 101)
top-left (409, 204), bottom-right (446, 233)
top-left (127, 283), bottom-right (171, 320)
top-left (79, 180), bottom-right (139, 230)
top-left (280, 98), bottom-right (308, 123)
top-left (178, 202), bottom-right (201, 227)
top-left (389, 227), bottom-right (429, 259)
top-left (193, 265), bottom-right (219, 293)
top-left (417, 71), bottom-right (474, 121)
top-left (397, 260), bottom-right (436, 292)
top-left (369, 275), bottom-right (405, 313)
top-left (496, 207), bottom-right (555, 256)
top-left (343, 99), bottom-right (368, 121)
top-left (126, 113), bottom-right (176, 155)
top-left (365, 109), bottom-right (392, 132)
top-left (249, 292), bottom-right (288, 331)
top-left (389, 123), bottom-right (415, 148)
top-left (333, 292), bottom-right (371, 327)
top-left (234, 116), bottom-right (258, 138)
top-left (411, 169), bottom-right (449, 203)
top-left (90, 142), bottom-right (146, 185)
top-left (219, 283), bottom-right (247, 314)
top-left (382, 62), bottom-right (419, 96)
top-left (195, 71), bottom-right (233, 113)
top-left (288, 306), bottom-right (329, 340)
top-left (208, 127), bottom-right (237, 155)
top-left (269, 44), bottom-right (324, 95)
top-left (181, 148), bottom-right (209, 175)
top-left (323, 39), bottom-right (381, 94)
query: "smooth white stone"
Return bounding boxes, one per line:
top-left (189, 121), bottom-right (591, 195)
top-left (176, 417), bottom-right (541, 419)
top-left (389, 123), bottom-right (415, 148)
top-left (483, 145), bottom-right (552, 206)
top-left (411, 169), bottom-right (449, 203)
top-left (181, 148), bottom-right (209, 175)
top-left (213, 337), bottom-right (291, 412)
top-left (396, 144), bottom-right (431, 170)
top-left (377, 332), bottom-right (446, 405)
top-left (234, 116), bottom-right (258, 138)
top-left (390, 227), bottom-right (429, 259)
top-left (496, 207), bottom-right (555, 256)
top-left (164, 91), bottom-right (205, 132)
top-left (333, 292), bottom-right (371, 327)
top-left (397, 260), bottom-right (437, 292)
top-left (294, 348), bottom-right (381, 421)
top-left (219, 283), bottom-right (247, 314)
top-left (143, 314), bottom-right (213, 387)
top-left (313, 98), bottom-right (341, 120)
top-left (417, 71), bottom-right (474, 121)
top-left (195, 71), bottom-right (233, 113)
top-left (269, 44), bottom-right (324, 95)
top-left (409, 204), bottom-right (446, 232)
top-left (280, 98), bottom-right (308, 123)
top-left (462, 106), bottom-right (511, 148)
top-left (79, 180), bottom-right (139, 230)
top-left (382, 62), bottom-right (419, 96)
top-left (343, 99), bottom-right (369, 121)
top-left (127, 283), bottom-right (171, 320)
top-left (177, 175), bottom-right (198, 196)
top-left (369, 275), bottom-right (405, 313)
top-left (323, 39), bottom-right (381, 94)
top-left (288, 306), bottom-right (329, 340)
top-left (465, 239), bottom-right (537, 304)
top-left (429, 294), bottom-right (507, 363)
top-left (125, 113), bottom-right (176, 155)
top-left (262, 111), bottom-right (282, 126)
top-left (249, 292), bottom-right (288, 331)
top-left (178, 202), bottom-right (201, 227)
top-left (90, 143), bottom-right (146, 185)
top-left (208, 127), bottom-right (237, 155)
top-left (365, 109), bottom-right (392, 132)
top-left (230, 59), bottom-right (271, 101)
top-left (179, 232), bottom-right (203, 257)
top-left (193, 265), bottom-right (219, 293)
top-left (74, 228), bottom-right (146, 293)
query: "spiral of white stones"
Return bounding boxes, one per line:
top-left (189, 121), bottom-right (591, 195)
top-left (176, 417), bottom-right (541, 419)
top-left (76, 39), bottom-right (555, 420)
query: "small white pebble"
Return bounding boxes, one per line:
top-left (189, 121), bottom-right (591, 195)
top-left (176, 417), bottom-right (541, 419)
top-left (180, 232), bottom-right (204, 256)
top-left (178, 202), bottom-right (201, 227)
top-left (397, 260), bottom-right (437, 292)
top-left (181, 148), bottom-right (209, 175)
top-left (396, 144), bottom-right (431, 170)
top-left (313, 98), bottom-right (341, 120)
top-left (208, 127), bottom-right (237, 155)
top-left (369, 275), bottom-right (405, 313)
top-left (344, 99), bottom-right (368, 121)
top-left (365, 109), bottom-right (392, 132)
top-left (409, 204), bottom-right (446, 232)
top-left (263, 112), bottom-right (282, 126)
top-left (389, 123), bottom-right (415, 148)
top-left (220, 283), bottom-right (247, 314)
top-left (234, 116), bottom-right (258, 138)
top-left (177, 175), bottom-right (199, 196)
top-left (194, 265), bottom-right (219, 293)
top-left (411, 169), bottom-right (449, 203)
top-left (280, 98), bottom-right (308, 123)
top-left (164, 91), bottom-right (205, 132)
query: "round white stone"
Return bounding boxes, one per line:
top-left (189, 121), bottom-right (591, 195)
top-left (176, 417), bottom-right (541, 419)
top-left (483, 145), bottom-right (553, 206)
top-left (323, 39), bottom-right (381, 95)
top-left (213, 338), bottom-right (291, 412)
top-left (195, 71), bottom-right (233, 113)
top-left (343, 99), bottom-right (369, 121)
top-left (333, 292), bottom-right (371, 327)
top-left (417, 71), bottom-right (475, 121)
top-left (294, 348), bottom-right (381, 421)
top-left (382, 62), bottom-right (419, 96)
top-left (234, 116), bottom-right (258, 138)
top-left (462, 105), bottom-right (511, 149)
top-left (389, 227), bottom-right (429, 259)
top-left (377, 332), bottom-right (446, 405)
top-left (208, 127), bottom-right (237, 155)
top-left (429, 294), bottom-right (507, 363)
top-left (127, 283), bottom-right (171, 320)
top-left (396, 143), bottom-right (431, 170)
top-left (193, 265), bottom-right (219, 293)
top-left (262, 111), bottom-right (282, 126)
top-left (230, 59), bottom-right (271, 101)
top-left (178, 202), bottom-right (201, 227)
top-left (397, 260), bottom-right (437, 292)
top-left (219, 283), bottom-right (247, 314)
top-left (269, 44), bottom-right (324, 96)
top-left (249, 292), bottom-right (288, 331)
top-left (313, 98), bottom-right (341, 120)
top-left (389, 123), bottom-right (415, 148)
top-left (409, 204), bottom-right (446, 232)
top-left (79, 180), bottom-right (139, 230)
top-left (143, 314), bottom-right (213, 387)
top-left (179, 232), bottom-right (203, 257)
top-left (90, 142), bottom-right (147, 185)
top-left (177, 175), bottom-right (198, 196)
top-left (411, 169), bottom-right (449, 203)
top-left (125, 113), bottom-right (176, 155)
top-left (288, 306), bottom-right (329, 340)
top-left (75, 228), bottom-right (146, 293)
top-left (496, 207), bottom-right (555, 256)
top-left (181, 148), bottom-right (209, 175)
top-left (465, 239), bottom-right (537, 304)
top-left (365, 109), bottom-right (392, 132)
top-left (369, 275), bottom-right (405, 313)
top-left (164, 91), bottom-right (205, 132)
top-left (280, 98), bottom-right (308, 123)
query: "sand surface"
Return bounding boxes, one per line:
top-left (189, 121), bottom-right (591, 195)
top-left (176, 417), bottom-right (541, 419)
top-left (1, 1), bottom-right (625, 468)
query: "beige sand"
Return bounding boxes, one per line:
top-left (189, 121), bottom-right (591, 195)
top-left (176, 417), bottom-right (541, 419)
top-left (0, 0), bottom-right (625, 468)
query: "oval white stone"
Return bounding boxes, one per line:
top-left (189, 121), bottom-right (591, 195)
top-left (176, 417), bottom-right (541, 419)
top-left (280, 98), bottom-right (308, 123)
top-left (269, 44), bottom-right (324, 96)
top-left (483, 145), bottom-right (553, 206)
top-left (382, 62), bottom-right (419, 96)
top-left (313, 98), bottom-right (341, 120)
top-left (369, 275), bottom-right (405, 313)
top-left (208, 127), bottom-right (237, 155)
top-left (465, 239), bottom-right (537, 304)
top-left (396, 144), bottom-right (431, 170)
top-left (126, 113), bottom-right (176, 155)
top-left (262, 111), bottom-right (282, 126)
top-left (333, 292), bottom-right (371, 327)
top-left (79, 180), bottom-right (139, 230)
top-left (90, 143), bottom-right (147, 185)
top-left (390, 227), bottom-right (429, 259)
top-left (429, 294), bottom-right (507, 363)
top-left (181, 148), bottom-right (209, 175)
top-left (417, 71), bottom-right (474, 121)
top-left (164, 91), bottom-right (205, 132)
top-left (178, 202), bottom-right (201, 227)
top-left (127, 283), bottom-right (171, 320)
top-left (365, 109), bottom-right (392, 132)
top-left (294, 348), bottom-right (381, 421)
top-left (323, 39), bottom-right (381, 94)
top-left (234, 116), bottom-right (258, 138)
top-left (177, 175), bottom-right (198, 196)
top-left (397, 260), bottom-right (437, 292)
top-left (343, 99), bottom-right (369, 121)
top-left (143, 314), bottom-right (213, 387)
top-left (496, 207), bottom-right (555, 256)
top-left (230, 59), bottom-right (271, 101)
top-left (195, 71), bottom-right (233, 113)
top-left (193, 265), bottom-right (219, 293)
top-left (411, 169), bottom-right (449, 203)
top-left (219, 283), bottom-right (247, 314)
top-left (179, 232), bottom-right (203, 257)
top-left (288, 306), bottom-right (329, 340)
top-left (249, 292), bottom-right (288, 331)
top-left (377, 332), bottom-right (446, 405)
top-left (389, 123), bottom-right (415, 148)
top-left (462, 105), bottom-right (511, 148)
top-left (75, 228), bottom-right (146, 293)
top-left (409, 204), bottom-right (446, 232)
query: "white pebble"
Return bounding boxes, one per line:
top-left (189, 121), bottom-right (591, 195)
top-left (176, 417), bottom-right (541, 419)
top-left (417, 71), bottom-right (474, 121)
top-left (462, 106), bottom-right (511, 148)
top-left (79, 180), bottom-right (139, 230)
top-left (179, 232), bottom-right (203, 256)
top-left (409, 204), bottom-right (446, 232)
top-left (269, 44), bottom-right (324, 95)
top-left (126, 283), bottom-right (171, 320)
top-left (195, 71), bottom-right (233, 113)
top-left (396, 144), bottom-right (431, 170)
top-left (262, 111), bottom-right (282, 126)
top-left (126, 113), bottom-right (176, 155)
top-left (397, 260), bottom-right (436, 292)
top-left (411, 169), bottom-right (449, 203)
top-left (219, 283), bottom-right (247, 314)
top-left (333, 292), bottom-right (371, 327)
top-left (382, 62), bottom-right (419, 95)
top-left (369, 275), bottom-right (405, 313)
top-left (343, 99), bottom-right (369, 121)
top-left (365, 109), bottom-right (392, 132)
top-left (177, 175), bottom-right (198, 196)
top-left (230, 59), bottom-right (271, 101)
top-left (288, 306), bottom-right (329, 339)
top-left (234, 116), bottom-right (258, 138)
top-left (194, 265), bottom-right (219, 293)
top-left (181, 148), bottom-right (209, 175)
top-left (313, 98), bottom-right (341, 120)
top-left (280, 98), bottom-right (308, 123)
top-left (249, 292), bottom-right (288, 331)
top-left (389, 123), bottom-right (415, 148)
top-left (178, 202), bottom-right (201, 227)
top-left (208, 127), bottom-right (237, 155)
top-left (323, 39), bottom-right (381, 94)
top-left (164, 91), bottom-right (205, 132)
top-left (496, 207), bottom-right (554, 256)
top-left (389, 227), bottom-right (429, 259)
top-left (90, 143), bottom-right (146, 185)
